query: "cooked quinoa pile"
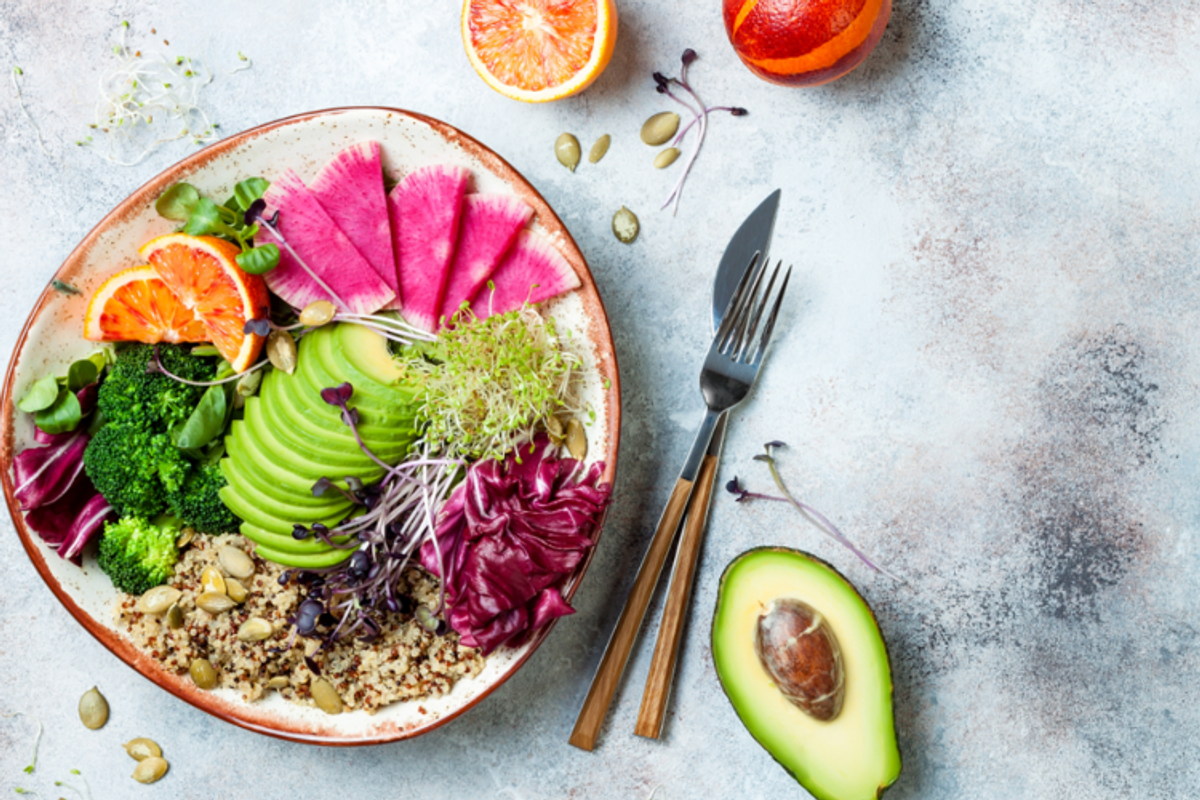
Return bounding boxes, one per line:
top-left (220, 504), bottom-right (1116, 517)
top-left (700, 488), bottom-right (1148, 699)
top-left (114, 534), bottom-right (485, 714)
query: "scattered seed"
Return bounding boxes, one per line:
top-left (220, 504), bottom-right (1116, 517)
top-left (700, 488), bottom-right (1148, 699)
top-left (237, 617), bottom-right (274, 642)
top-left (165, 603), bottom-right (184, 630)
top-left (566, 418), bottom-right (588, 461)
top-left (641, 112), bottom-right (680, 146)
top-left (217, 545), bottom-right (255, 579)
top-left (175, 527), bottom-right (195, 549)
top-left (199, 566), bottom-right (226, 596)
top-left (236, 369), bottom-right (263, 398)
top-left (545, 415), bottom-right (565, 439)
top-left (555, 133), bottom-right (581, 172)
top-left (195, 592), bottom-right (236, 615)
top-left (78, 687), bottom-right (108, 730)
top-left (225, 578), bottom-right (249, 603)
top-left (137, 586), bottom-right (181, 615)
top-left (612, 206), bottom-right (640, 244)
top-left (654, 147), bottom-right (682, 169)
top-left (311, 678), bottom-right (343, 715)
top-left (266, 330), bottom-right (298, 374)
top-left (122, 738), bottom-right (162, 761)
top-left (588, 134), bottom-right (611, 164)
top-left (266, 676), bottom-right (289, 690)
top-left (299, 300), bottom-right (336, 327)
top-left (131, 756), bottom-right (168, 784)
top-left (189, 658), bottom-right (218, 689)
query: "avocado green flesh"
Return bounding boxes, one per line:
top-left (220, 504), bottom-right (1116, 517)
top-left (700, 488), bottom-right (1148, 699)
top-left (712, 548), bottom-right (901, 800)
top-left (239, 520), bottom-right (355, 555)
top-left (229, 415), bottom-right (385, 484)
top-left (218, 484), bottom-right (348, 536)
top-left (219, 461), bottom-right (352, 522)
top-left (304, 324), bottom-right (416, 411)
top-left (252, 541), bottom-right (354, 569)
top-left (221, 447), bottom-right (332, 508)
top-left (333, 322), bottom-right (414, 390)
top-left (278, 336), bottom-right (413, 432)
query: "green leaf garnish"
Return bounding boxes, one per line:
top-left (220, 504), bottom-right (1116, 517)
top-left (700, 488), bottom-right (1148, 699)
top-left (155, 182), bottom-right (201, 222)
top-left (18, 375), bottom-right (61, 413)
top-left (233, 177), bottom-right (270, 211)
top-left (66, 359), bottom-right (99, 393)
top-left (34, 388), bottom-right (82, 434)
top-left (236, 243), bottom-right (280, 274)
top-left (171, 384), bottom-right (229, 450)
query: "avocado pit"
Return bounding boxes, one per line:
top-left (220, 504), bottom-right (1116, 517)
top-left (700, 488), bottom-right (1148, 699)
top-left (754, 598), bottom-right (845, 721)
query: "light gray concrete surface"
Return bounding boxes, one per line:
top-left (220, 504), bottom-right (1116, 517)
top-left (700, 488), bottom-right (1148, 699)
top-left (3, 1), bottom-right (1200, 797)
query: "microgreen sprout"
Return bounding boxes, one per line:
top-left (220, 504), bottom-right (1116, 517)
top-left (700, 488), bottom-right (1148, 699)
top-left (396, 306), bottom-right (584, 461)
top-left (730, 442), bottom-right (900, 580)
top-left (8, 61), bottom-right (52, 158)
top-left (2, 712), bottom-right (42, 776)
top-left (651, 50), bottom-right (748, 215)
top-left (148, 344), bottom-right (270, 387)
top-left (51, 280), bottom-right (82, 296)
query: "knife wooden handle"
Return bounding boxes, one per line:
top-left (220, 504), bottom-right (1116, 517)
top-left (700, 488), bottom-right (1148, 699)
top-left (569, 476), bottom-right (694, 751)
top-left (634, 451), bottom-right (720, 739)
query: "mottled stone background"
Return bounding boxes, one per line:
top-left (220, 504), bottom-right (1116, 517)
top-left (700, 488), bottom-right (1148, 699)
top-left (2, 1), bottom-right (1199, 798)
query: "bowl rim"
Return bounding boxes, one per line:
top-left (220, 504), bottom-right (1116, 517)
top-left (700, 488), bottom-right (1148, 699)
top-left (0, 106), bottom-right (621, 746)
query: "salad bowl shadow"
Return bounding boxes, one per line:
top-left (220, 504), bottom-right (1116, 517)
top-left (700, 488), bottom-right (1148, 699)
top-left (0, 107), bottom-right (621, 746)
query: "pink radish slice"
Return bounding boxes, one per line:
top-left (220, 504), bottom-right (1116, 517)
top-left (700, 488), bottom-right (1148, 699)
top-left (388, 164), bottom-right (470, 331)
top-left (469, 230), bottom-right (582, 319)
top-left (309, 141), bottom-right (398, 300)
top-left (439, 194), bottom-right (533, 327)
top-left (261, 169), bottom-right (395, 314)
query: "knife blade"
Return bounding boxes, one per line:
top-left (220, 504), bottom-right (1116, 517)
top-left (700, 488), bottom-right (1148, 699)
top-left (632, 190), bottom-right (781, 739)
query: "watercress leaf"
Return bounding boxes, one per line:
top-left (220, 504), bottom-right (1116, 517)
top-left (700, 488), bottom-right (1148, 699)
top-left (236, 244), bottom-right (280, 275)
top-left (18, 375), bottom-right (61, 413)
top-left (241, 222), bottom-right (259, 241)
top-left (183, 197), bottom-right (228, 236)
top-left (34, 389), bottom-right (82, 434)
top-left (87, 349), bottom-right (110, 373)
top-left (223, 195), bottom-right (241, 213)
top-left (233, 177), bottom-right (270, 211)
top-left (66, 359), bottom-right (99, 393)
top-left (173, 384), bottom-right (228, 450)
top-left (156, 183), bottom-right (201, 221)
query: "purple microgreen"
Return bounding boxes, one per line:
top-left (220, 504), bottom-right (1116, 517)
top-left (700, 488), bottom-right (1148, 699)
top-left (242, 317), bottom-right (271, 337)
top-left (345, 476), bottom-right (364, 493)
top-left (320, 382), bottom-right (353, 407)
top-left (681, 48), bottom-right (698, 67)
top-left (330, 313), bottom-right (437, 345)
top-left (725, 475), bottom-right (787, 504)
top-left (753, 443), bottom-right (901, 581)
top-left (242, 198), bottom-right (267, 226)
top-left (292, 525), bottom-right (310, 540)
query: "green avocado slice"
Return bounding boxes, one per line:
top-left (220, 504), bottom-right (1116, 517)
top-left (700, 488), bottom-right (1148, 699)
top-left (303, 324), bottom-right (415, 411)
top-left (252, 540), bottom-right (355, 569)
top-left (220, 448), bottom-right (331, 509)
top-left (226, 415), bottom-right (386, 484)
top-left (712, 548), bottom-right (901, 800)
top-left (218, 469), bottom-right (351, 526)
top-left (239, 520), bottom-right (354, 555)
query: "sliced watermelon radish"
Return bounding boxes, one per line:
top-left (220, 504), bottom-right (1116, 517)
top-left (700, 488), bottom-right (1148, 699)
top-left (310, 141), bottom-right (398, 300)
top-left (439, 194), bottom-right (533, 326)
top-left (388, 165), bottom-right (470, 331)
top-left (260, 169), bottom-right (395, 315)
top-left (469, 230), bottom-right (582, 318)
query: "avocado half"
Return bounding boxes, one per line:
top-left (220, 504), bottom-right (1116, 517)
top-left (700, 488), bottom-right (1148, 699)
top-left (712, 547), bottom-right (901, 800)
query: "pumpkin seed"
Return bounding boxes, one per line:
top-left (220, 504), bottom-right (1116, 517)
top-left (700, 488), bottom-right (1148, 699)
top-left (266, 330), bottom-right (298, 374)
top-left (266, 676), bottom-right (290, 690)
top-left (311, 678), bottom-right (343, 715)
top-left (189, 658), bottom-right (218, 690)
top-left (641, 112), bottom-right (680, 146)
top-left (566, 418), bottom-right (588, 460)
top-left (588, 134), bottom-right (611, 164)
top-left (299, 300), bottom-right (337, 327)
top-left (218, 545), bottom-right (256, 579)
top-left (199, 566), bottom-right (226, 596)
top-left (122, 737), bottom-right (162, 762)
top-left (236, 369), bottom-right (263, 398)
top-left (225, 578), bottom-right (249, 603)
top-left (175, 527), bottom-right (195, 549)
top-left (612, 206), bottom-right (640, 244)
top-left (78, 686), bottom-right (108, 730)
top-left (131, 756), bottom-right (169, 784)
top-left (165, 603), bottom-right (184, 630)
top-left (555, 133), bottom-right (581, 172)
top-left (654, 147), bottom-right (682, 169)
top-left (545, 415), bottom-right (565, 439)
top-left (238, 617), bottom-right (274, 642)
top-left (195, 591), bottom-right (236, 615)
top-left (137, 586), bottom-right (181, 615)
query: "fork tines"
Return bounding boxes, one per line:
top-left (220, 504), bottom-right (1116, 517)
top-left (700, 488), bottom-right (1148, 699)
top-left (716, 255), bottom-right (792, 365)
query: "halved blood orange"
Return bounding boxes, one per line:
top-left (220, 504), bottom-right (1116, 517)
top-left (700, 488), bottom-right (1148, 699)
top-left (138, 234), bottom-right (270, 373)
top-left (462, 0), bottom-right (618, 103)
top-left (84, 266), bottom-right (209, 344)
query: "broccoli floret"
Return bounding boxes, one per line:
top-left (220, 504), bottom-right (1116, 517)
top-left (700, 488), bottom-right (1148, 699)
top-left (167, 462), bottom-right (240, 533)
top-left (96, 344), bottom-right (214, 430)
top-left (84, 423), bottom-right (192, 518)
top-left (97, 515), bottom-right (182, 595)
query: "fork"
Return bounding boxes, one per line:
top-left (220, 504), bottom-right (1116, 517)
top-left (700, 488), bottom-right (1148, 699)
top-left (569, 255), bottom-right (792, 751)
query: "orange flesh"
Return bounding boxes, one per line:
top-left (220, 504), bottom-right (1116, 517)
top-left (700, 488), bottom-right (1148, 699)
top-left (97, 275), bottom-right (208, 343)
top-left (728, 0), bottom-right (883, 75)
top-left (146, 241), bottom-right (249, 363)
top-left (467, 0), bottom-right (598, 91)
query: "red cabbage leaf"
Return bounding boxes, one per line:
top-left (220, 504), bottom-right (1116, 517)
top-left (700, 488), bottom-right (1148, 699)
top-left (421, 435), bottom-right (611, 654)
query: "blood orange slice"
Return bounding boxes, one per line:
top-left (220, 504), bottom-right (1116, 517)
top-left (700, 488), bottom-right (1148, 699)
top-left (462, 0), bottom-right (618, 103)
top-left (139, 234), bottom-right (270, 372)
top-left (84, 266), bottom-right (209, 344)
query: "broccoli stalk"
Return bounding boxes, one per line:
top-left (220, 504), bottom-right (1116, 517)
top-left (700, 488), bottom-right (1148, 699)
top-left (97, 515), bottom-right (182, 594)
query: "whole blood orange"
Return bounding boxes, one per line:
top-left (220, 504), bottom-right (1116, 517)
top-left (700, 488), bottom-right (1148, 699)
top-left (462, 0), bottom-right (618, 103)
top-left (723, 0), bottom-right (891, 87)
top-left (139, 234), bottom-right (270, 372)
top-left (84, 266), bottom-right (209, 344)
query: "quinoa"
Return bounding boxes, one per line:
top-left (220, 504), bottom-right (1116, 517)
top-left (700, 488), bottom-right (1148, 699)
top-left (114, 534), bottom-right (485, 715)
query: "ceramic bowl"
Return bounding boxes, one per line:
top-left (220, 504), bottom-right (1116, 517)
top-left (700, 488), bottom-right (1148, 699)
top-left (0, 107), bottom-right (620, 745)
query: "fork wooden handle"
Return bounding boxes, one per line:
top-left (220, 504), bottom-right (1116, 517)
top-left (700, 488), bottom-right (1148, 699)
top-left (634, 451), bottom-right (720, 739)
top-left (569, 477), bottom-right (694, 751)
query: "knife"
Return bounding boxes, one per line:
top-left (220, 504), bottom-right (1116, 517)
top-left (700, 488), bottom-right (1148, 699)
top-left (633, 190), bottom-right (781, 738)
top-left (569, 191), bottom-right (781, 750)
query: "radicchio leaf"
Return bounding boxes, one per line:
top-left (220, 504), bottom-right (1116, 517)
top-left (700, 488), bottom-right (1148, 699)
top-left (24, 475), bottom-right (112, 565)
top-left (58, 493), bottom-right (115, 562)
top-left (13, 430), bottom-right (89, 510)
